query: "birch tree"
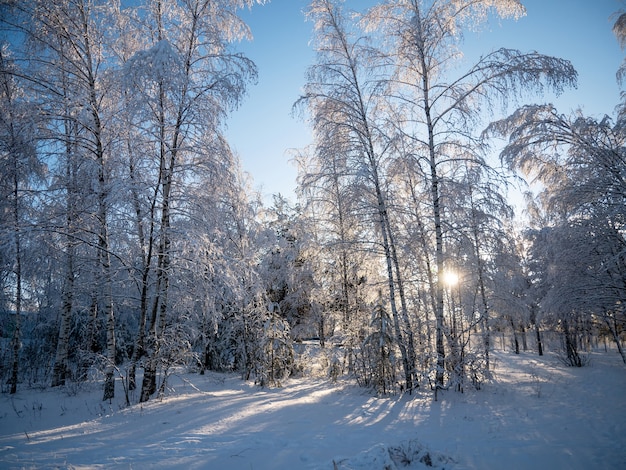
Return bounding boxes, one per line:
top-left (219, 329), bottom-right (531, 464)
top-left (119, 0), bottom-right (262, 402)
top-left (3, 0), bottom-right (156, 399)
top-left (49, 63), bottom-right (82, 388)
top-left (297, 143), bottom-right (371, 364)
top-left (0, 48), bottom-right (42, 393)
top-left (363, 0), bottom-right (576, 387)
top-left (488, 105), bottom-right (626, 363)
top-left (456, 164), bottom-right (513, 368)
top-left (42, 0), bottom-right (116, 400)
top-left (299, 0), bottom-right (418, 391)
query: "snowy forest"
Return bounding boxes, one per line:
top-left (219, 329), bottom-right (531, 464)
top-left (0, 0), bottom-right (624, 418)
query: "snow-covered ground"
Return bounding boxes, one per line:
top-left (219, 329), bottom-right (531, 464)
top-left (1, 350), bottom-right (625, 469)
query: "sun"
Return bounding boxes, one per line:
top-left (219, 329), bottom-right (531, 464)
top-left (443, 270), bottom-right (459, 286)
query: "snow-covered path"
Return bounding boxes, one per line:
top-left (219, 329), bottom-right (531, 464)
top-left (1, 351), bottom-right (625, 469)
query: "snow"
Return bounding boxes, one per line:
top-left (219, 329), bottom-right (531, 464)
top-left (1, 350), bottom-right (625, 469)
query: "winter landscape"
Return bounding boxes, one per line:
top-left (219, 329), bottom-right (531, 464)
top-left (1, 0), bottom-right (625, 469)
top-left (1, 347), bottom-right (625, 469)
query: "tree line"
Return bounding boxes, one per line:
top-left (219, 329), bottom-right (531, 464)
top-left (0, 0), bottom-right (624, 403)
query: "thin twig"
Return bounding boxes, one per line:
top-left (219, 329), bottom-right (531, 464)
top-left (10, 398), bottom-right (22, 418)
top-left (230, 447), bottom-right (252, 457)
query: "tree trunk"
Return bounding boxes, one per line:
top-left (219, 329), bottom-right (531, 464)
top-left (140, 96), bottom-right (175, 402)
top-left (52, 259), bottom-right (73, 387)
top-left (375, 190), bottom-right (411, 392)
top-left (128, 239), bottom-right (153, 391)
top-left (366, 137), bottom-right (413, 391)
top-left (126, 116), bottom-right (162, 391)
top-left (563, 319), bottom-right (582, 367)
top-left (430, 157), bottom-right (446, 387)
top-left (94, 100), bottom-right (115, 402)
top-left (468, 187), bottom-right (491, 371)
top-left (9, 278), bottom-right (20, 395)
top-left (535, 322), bottom-right (544, 356)
top-left (76, 3), bottom-right (116, 401)
top-left (605, 314), bottom-right (626, 364)
top-left (510, 317), bottom-right (520, 354)
top-left (406, 176), bottom-right (438, 378)
top-left (53, 130), bottom-right (76, 388)
top-left (9, 177), bottom-right (21, 395)
top-left (386, 214), bottom-right (417, 391)
top-left (418, 36), bottom-right (446, 387)
top-left (100, 186), bottom-right (116, 401)
top-left (319, 312), bottom-right (326, 348)
top-left (8, 112), bottom-right (22, 394)
top-left (530, 304), bottom-right (543, 356)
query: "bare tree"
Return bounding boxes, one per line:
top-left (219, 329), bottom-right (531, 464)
top-left (364, 0), bottom-right (576, 387)
top-left (488, 103), bottom-right (626, 363)
top-left (299, 0), bottom-right (418, 391)
top-left (0, 49), bottom-right (41, 393)
top-left (119, 0), bottom-right (261, 403)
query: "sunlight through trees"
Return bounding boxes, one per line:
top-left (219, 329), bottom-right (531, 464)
top-left (0, 0), bottom-right (623, 406)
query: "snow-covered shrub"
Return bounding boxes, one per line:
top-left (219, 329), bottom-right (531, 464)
top-left (328, 352), bottom-right (342, 382)
top-left (464, 352), bottom-right (490, 390)
top-left (444, 349), bottom-right (491, 393)
top-left (354, 297), bottom-right (397, 395)
top-left (292, 341), bottom-right (344, 380)
top-left (558, 318), bottom-right (589, 367)
top-left (255, 308), bottom-right (294, 387)
top-left (387, 439), bottom-right (455, 468)
top-left (333, 438), bottom-right (455, 469)
top-left (154, 322), bottom-right (198, 398)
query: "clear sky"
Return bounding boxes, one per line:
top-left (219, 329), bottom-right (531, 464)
top-left (225, 0), bottom-right (624, 204)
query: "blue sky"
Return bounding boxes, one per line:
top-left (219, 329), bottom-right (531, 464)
top-left (226, 0), bottom-right (624, 204)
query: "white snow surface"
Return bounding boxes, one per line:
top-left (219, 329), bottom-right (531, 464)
top-left (1, 350), bottom-right (625, 469)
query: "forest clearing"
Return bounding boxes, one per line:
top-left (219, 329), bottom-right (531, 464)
top-left (1, 348), bottom-right (625, 469)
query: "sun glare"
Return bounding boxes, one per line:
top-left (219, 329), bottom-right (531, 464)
top-left (443, 271), bottom-right (459, 286)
